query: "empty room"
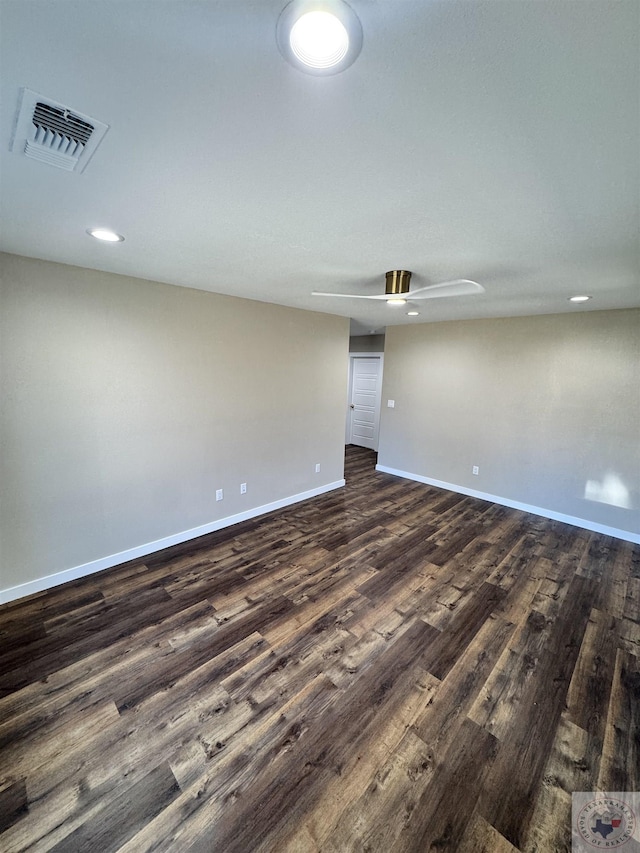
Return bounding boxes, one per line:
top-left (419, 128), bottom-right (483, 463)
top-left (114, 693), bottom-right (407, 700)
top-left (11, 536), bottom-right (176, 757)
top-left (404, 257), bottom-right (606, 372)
top-left (0, 1), bottom-right (639, 851)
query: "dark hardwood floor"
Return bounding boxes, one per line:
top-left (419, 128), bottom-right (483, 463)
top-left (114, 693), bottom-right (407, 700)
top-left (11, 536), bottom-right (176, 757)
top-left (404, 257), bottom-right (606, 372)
top-left (1, 446), bottom-right (638, 852)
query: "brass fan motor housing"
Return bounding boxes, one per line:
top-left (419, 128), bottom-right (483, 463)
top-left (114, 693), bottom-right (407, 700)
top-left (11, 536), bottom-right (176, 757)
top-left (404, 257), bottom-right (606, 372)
top-left (385, 270), bottom-right (412, 296)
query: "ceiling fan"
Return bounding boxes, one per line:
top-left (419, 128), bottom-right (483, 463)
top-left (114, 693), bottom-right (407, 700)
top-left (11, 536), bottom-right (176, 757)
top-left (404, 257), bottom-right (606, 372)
top-left (312, 270), bottom-right (485, 304)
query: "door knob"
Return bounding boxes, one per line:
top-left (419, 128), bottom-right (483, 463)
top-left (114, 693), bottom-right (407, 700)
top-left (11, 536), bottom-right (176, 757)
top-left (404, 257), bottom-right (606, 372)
top-left (350, 404), bottom-right (355, 409)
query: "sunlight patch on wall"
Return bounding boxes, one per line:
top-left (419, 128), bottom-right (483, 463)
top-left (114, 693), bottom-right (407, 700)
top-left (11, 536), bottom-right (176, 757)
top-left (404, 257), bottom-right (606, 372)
top-left (584, 472), bottom-right (632, 509)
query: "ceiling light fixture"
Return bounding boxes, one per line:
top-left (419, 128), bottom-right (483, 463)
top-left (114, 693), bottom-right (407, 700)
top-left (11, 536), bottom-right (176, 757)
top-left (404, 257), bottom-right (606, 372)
top-left (385, 270), bottom-right (410, 305)
top-left (277, 1), bottom-right (363, 76)
top-left (568, 295), bottom-right (591, 303)
top-left (87, 227), bottom-right (124, 242)
top-left (407, 310), bottom-right (420, 316)
top-left (291, 12), bottom-right (348, 68)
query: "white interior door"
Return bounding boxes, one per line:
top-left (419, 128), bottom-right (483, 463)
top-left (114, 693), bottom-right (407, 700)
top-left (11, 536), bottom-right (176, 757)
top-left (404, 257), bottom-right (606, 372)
top-left (348, 356), bottom-right (383, 450)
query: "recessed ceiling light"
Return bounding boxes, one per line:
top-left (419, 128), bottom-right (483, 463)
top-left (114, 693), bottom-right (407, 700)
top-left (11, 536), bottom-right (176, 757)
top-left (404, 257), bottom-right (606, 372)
top-left (87, 228), bottom-right (124, 242)
top-left (407, 310), bottom-right (420, 316)
top-left (387, 298), bottom-right (407, 306)
top-left (277, 0), bottom-right (363, 76)
top-left (290, 12), bottom-right (348, 68)
top-left (568, 295), bottom-right (591, 303)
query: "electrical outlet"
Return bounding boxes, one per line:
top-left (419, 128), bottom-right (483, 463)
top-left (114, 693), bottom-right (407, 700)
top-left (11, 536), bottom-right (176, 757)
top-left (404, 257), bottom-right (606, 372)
top-left (240, 483), bottom-right (247, 494)
top-left (216, 488), bottom-right (224, 501)
top-left (315, 463), bottom-right (321, 473)
top-left (472, 466), bottom-right (479, 476)
top-left (387, 399), bottom-right (395, 408)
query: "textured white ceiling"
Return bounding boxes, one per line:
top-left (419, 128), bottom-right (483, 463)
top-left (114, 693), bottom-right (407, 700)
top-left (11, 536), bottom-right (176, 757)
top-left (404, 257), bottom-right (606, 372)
top-left (1, 0), bottom-right (638, 334)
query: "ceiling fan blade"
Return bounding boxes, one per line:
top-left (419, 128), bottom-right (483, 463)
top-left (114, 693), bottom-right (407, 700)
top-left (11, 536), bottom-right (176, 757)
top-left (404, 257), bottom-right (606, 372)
top-left (408, 279), bottom-right (485, 299)
top-left (311, 291), bottom-right (391, 300)
top-left (312, 279), bottom-right (485, 301)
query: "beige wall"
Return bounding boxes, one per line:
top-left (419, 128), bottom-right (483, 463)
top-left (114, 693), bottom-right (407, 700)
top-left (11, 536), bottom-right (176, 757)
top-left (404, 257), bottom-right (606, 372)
top-left (0, 253), bottom-right (349, 595)
top-left (349, 334), bottom-right (385, 352)
top-left (378, 310), bottom-right (640, 537)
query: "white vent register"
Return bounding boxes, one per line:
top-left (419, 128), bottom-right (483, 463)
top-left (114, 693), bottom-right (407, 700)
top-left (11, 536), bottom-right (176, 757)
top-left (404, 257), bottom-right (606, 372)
top-left (11, 88), bottom-right (109, 173)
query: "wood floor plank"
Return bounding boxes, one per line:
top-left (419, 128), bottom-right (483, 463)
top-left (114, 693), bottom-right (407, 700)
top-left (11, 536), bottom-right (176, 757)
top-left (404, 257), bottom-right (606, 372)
top-left (624, 576), bottom-right (640, 623)
top-left (413, 611), bottom-right (515, 745)
top-left (0, 599), bottom-right (215, 748)
top-left (119, 675), bottom-right (341, 853)
top-left (0, 778), bottom-right (28, 834)
top-left (0, 445), bottom-right (638, 853)
top-left (0, 587), bottom-right (214, 697)
top-left (593, 541), bottom-right (631, 618)
top-left (1, 699), bottom-right (121, 784)
top-left (48, 761), bottom-right (180, 853)
top-left (468, 608), bottom-right (551, 738)
top-left (521, 716), bottom-right (588, 853)
top-left (321, 728), bottom-right (436, 853)
top-left (272, 665), bottom-right (441, 852)
top-left (194, 621), bottom-right (441, 853)
top-left (597, 647), bottom-right (640, 791)
top-left (458, 811), bottom-right (520, 853)
top-left (476, 575), bottom-right (596, 849)
top-left (617, 614), bottom-right (640, 656)
top-left (565, 607), bottom-right (618, 782)
top-left (420, 581), bottom-right (507, 680)
top-left (391, 719), bottom-right (499, 852)
top-left (113, 594), bottom-right (293, 711)
top-left (325, 616), bottom-right (514, 852)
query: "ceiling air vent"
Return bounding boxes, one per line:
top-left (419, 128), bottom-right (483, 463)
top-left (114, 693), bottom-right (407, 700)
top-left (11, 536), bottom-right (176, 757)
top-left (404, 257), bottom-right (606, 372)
top-left (11, 88), bottom-right (109, 173)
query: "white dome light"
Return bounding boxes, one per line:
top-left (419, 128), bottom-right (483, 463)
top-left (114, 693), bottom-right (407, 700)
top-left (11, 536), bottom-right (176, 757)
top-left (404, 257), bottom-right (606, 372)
top-left (290, 11), bottom-right (349, 69)
top-left (276, 1), bottom-right (363, 76)
top-left (87, 228), bottom-right (124, 242)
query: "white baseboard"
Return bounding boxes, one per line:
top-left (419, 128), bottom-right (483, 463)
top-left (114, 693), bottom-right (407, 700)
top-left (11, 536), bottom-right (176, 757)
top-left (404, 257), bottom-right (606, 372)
top-left (0, 479), bottom-right (346, 605)
top-left (375, 464), bottom-right (640, 545)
